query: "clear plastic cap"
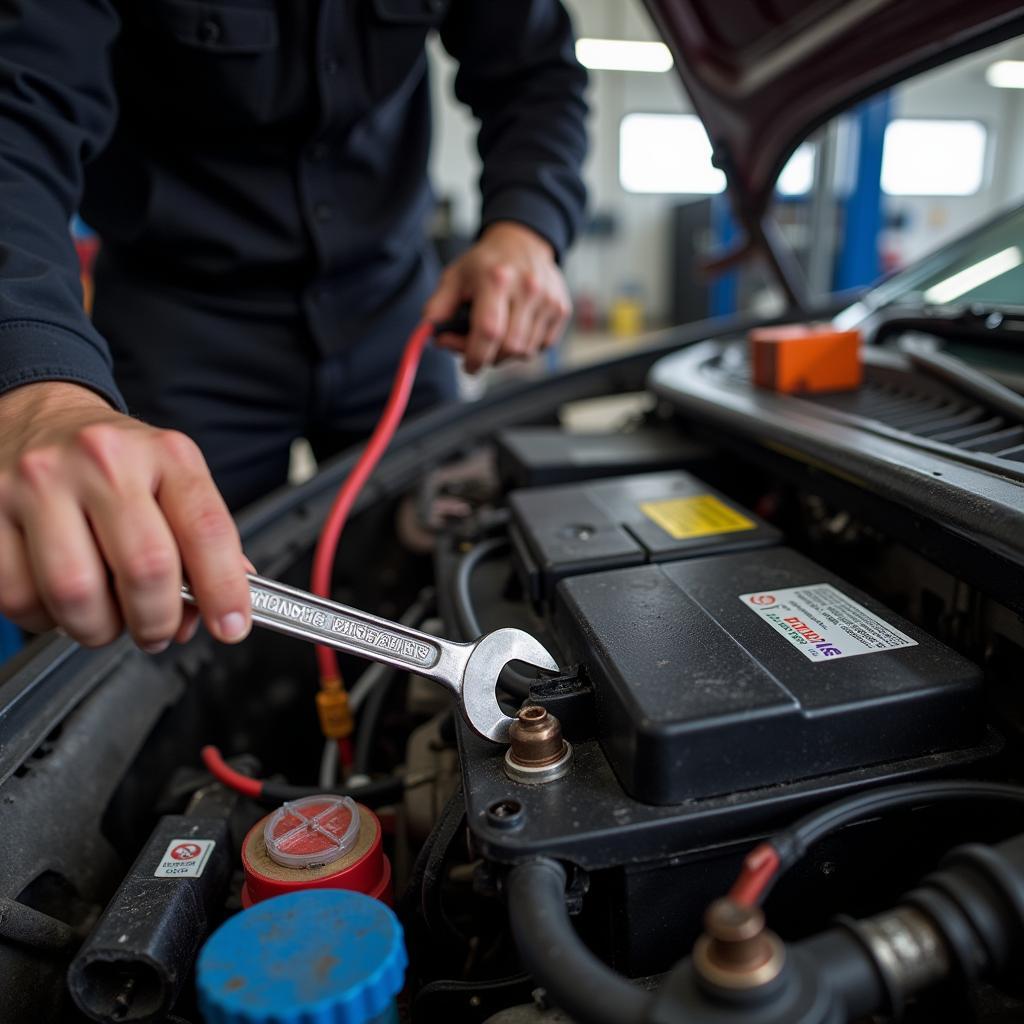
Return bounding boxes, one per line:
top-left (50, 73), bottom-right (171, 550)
top-left (263, 795), bottom-right (360, 869)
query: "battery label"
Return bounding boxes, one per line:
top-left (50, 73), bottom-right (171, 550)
top-left (640, 494), bottom-right (756, 540)
top-left (154, 839), bottom-right (216, 878)
top-left (739, 584), bottom-right (918, 662)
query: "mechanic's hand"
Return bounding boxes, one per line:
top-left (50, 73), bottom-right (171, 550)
top-left (423, 221), bottom-right (571, 373)
top-left (0, 382), bottom-right (252, 652)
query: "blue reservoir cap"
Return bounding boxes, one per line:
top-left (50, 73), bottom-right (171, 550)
top-left (197, 889), bottom-right (406, 1024)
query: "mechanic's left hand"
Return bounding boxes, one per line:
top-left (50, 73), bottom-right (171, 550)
top-left (423, 221), bottom-right (571, 374)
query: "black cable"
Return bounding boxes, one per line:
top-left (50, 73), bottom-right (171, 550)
top-left (506, 859), bottom-right (654, 1024)
top-left (452, 537), bottom-right (533, 701)
top-left (262, 773), bottom-right (407, 808)
top-left (398, 784), bottom-right (465, 936)
top-left (452, 537), bottom-right (508, 638)
top-left (433, 304), bottom-right (472, 338)
top-left (353, 676), bottom-right (392, 776)
top-left (206, 747), bottom-right (421, 808)
top-left (419, 784), bottom-right (470, 946)
top-left (412, 974), bottom-right (535, 1024)
top-left (761, 780), bottom-right (1024, 903)
top-left (352, 587), bottom-right (436, 776)
top-left (495, 671), bottom-right (532, 704)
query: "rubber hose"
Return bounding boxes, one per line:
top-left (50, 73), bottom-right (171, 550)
top-left (506, 859), bottom-right (654, 1024)
top-left (0, 898), bottom-right (75, 952)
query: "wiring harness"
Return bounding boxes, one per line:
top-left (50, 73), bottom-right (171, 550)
top-left (728, 779), bottom-right (1024, 905)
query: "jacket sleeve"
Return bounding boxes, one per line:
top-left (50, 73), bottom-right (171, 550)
top-left (440, 0), bottom-right (588, 261)
top-left (0, 0), bottom-right (125, 411)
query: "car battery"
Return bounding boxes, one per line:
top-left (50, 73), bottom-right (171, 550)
top-left (496, 425), bottom-right (710, 488)
top-left (510, 470), bottom-right (780, 602)
top-left (553, 546), bottom-right (984, 805)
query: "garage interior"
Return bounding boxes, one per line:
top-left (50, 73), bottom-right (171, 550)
top-left (2, 3), bottom-right (1024, 1024)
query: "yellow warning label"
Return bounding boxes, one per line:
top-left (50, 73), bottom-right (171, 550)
top-left (639, 494), bottom-right (756, 540)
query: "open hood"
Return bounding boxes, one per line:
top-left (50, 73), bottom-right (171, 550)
top-left (643, 0), bottom-right (1024, 305)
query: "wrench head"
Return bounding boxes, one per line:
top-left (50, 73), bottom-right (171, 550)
top-left (461, 628), bottom-right (560, 744)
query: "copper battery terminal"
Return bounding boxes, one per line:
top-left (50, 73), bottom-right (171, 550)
top-left (693, 898), bottom-right (786, 992)
top-left (503, 705), bottom-right (573, 784)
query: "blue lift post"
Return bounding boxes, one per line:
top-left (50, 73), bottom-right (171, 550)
top-left (0, 617), bottom-right (21, 666)
top-left (709, 192), bottom-right (739, 317)
top-left (835, 92), bottom-right (892, 291)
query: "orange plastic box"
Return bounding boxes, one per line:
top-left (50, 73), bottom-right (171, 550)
top-left (749, 323), bottom-right (862, 394)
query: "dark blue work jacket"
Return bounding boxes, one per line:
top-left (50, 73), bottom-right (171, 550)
top-left (0, 0), bottom-right (587, 419)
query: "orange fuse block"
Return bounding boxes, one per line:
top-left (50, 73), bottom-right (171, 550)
top-left (749, 323), bottom-right (862, 394)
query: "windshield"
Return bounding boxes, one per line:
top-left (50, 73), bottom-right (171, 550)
top-left (838, 203), bottom-right (1024, 325)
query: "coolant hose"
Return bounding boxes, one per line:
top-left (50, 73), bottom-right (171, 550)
top-left (506, 859), bottom-right (655, 1024)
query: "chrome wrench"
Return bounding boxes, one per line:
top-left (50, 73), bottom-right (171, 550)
top-left (181, 574), bottom-right (558, 744)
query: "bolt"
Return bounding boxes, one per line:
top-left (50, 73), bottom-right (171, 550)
top-left (705, 900), bottom-right (767, 966)
top-left (693, 898), bottom-right (785, 991)
top-left (560, 523), bottom-right (596, 541)
top-left (486, 799), bottom-right (524, 829)
top-left (508, 706), bottom-right (567, 768)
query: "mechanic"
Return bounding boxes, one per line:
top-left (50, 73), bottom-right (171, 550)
top-left (0, 4), bottom-right (587, 658)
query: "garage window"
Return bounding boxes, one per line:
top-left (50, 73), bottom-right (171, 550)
top-left (776, 142), bottom-right (815, 196)
top-left (619, 113), bottom-right (813, 196)
top-left (619, 114), bottom-right (725, 194)
top-left (881, 119), bottom-right (987, 197)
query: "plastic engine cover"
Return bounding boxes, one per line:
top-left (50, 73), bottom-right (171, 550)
top-left (510, 470), bottom-right (780, 601)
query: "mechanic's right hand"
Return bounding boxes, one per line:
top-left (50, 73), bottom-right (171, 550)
top-left (0, 381), bottom-right (252, 652)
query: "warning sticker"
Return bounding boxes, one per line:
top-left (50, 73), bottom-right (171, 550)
top-left (154, 839), bottom-right (216, 878)
top-left (739, 584), bottom-right (918, 663)
top-left (640, 494), bottom-right (756, 540)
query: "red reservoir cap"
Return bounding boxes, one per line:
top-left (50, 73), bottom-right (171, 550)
top-left (264, 796), bottom-right (360, 868)
top-left (241, 796), bottom-right (392, 906)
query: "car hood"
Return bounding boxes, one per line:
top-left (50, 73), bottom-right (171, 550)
top-left (643, 0), bottom-right (1024, 300)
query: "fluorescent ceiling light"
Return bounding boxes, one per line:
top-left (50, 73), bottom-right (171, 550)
top-left (986, 60), bottom-right (1024, 89)
top-left (576, 38), bottom-right (673, 73)
top-left (923, 246), bottom-right (1023, 304)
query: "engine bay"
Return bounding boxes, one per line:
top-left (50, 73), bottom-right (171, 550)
top-left (3, 319), bottom-right (1024, 1024)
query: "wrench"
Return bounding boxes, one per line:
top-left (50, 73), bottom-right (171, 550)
top-left (181, 574), bottom-right (558, 744)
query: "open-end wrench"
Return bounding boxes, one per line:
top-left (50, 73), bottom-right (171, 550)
top-left (181, 574), bottom-right (558, 744)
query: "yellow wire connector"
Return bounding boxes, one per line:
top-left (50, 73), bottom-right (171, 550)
top-left (316, 677), bottom-right (353, 740)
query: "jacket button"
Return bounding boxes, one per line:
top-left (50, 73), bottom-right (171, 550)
top-left (199, 17), bottom-right (222, 44)
top-left (423, 0), bottom-right (444, 11)
top-left (314, 203), bottom-right (334, 223)
top-left (323, 57), bottom-right (339, 76)
top-left (309, 143), bottom-right (328, 162)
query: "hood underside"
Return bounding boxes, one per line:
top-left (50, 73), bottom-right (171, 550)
top-left (644, 0), bottom-right (1024, 300)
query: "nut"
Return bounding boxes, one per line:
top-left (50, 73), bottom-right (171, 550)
top-left (508, 706), bottom-right (566, 767)
top-left (693, 898), bottom-right (785, 990)
top-left (504, 706), bottom-right (572, 785)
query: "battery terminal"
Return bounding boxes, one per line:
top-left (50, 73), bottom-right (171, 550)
top-left (504, 706), bottom-right (573, 784)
